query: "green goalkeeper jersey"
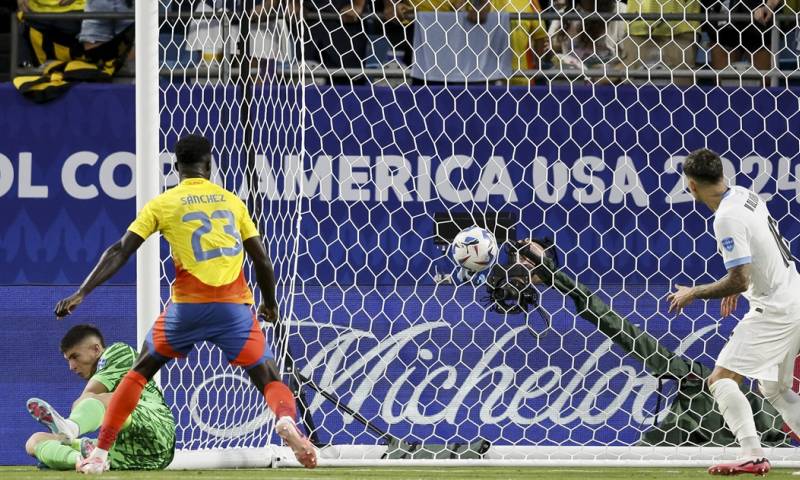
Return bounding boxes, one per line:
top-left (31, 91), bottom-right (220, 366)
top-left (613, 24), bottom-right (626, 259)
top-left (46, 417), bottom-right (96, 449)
top-left (92, 343), bottom-right (166, 407)
top-left (91, 343), bottom-right (176, 470)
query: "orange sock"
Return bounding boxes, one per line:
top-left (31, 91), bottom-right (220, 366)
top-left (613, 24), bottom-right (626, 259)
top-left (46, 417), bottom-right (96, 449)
top-left (97, 370), bottom-right (146, 450)
top-left (263, 381), bottom-right (297, 420)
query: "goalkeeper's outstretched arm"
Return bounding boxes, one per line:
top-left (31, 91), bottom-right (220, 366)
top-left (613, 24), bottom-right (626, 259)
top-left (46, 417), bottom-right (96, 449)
top-left (55, 232), bottom-right (144, 318)
top-left (492, 240), bottom-right (708, 379)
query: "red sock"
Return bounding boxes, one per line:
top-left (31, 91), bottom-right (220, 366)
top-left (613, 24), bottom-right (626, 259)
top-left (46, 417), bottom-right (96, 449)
top-left (97, 370), bottom-right (146, 450)
top-left (263, 381), bottom-right (296, 420)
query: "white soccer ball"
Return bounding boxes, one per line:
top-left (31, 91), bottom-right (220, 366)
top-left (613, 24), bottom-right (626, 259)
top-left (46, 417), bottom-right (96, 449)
top-left (452, 226), bottom-right (498, 273)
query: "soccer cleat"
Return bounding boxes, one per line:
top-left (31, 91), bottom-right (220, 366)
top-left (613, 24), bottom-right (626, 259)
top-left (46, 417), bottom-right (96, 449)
top-left (76, 455), bottom-right (110, 475)
top-left (26, 397), bottom-right (78, 441)
top-left (275, 417), bottom-right (317, 469)
top-left (708, 457), bottom-right (771, 476)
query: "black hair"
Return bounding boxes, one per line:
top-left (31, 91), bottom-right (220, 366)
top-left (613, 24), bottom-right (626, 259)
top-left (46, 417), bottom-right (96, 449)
top-left (174, 134), bottom-right (212, 165)
top-left (683, 148), bottom-right (723, 184)
top-left (60, 324), bottom-right (105, 353)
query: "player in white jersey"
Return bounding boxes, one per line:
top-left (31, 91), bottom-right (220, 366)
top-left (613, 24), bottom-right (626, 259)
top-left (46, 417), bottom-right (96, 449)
top-left (668, 148), bottom-right (800, 476)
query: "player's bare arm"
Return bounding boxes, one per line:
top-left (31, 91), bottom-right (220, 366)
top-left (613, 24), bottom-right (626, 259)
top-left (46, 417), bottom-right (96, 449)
top-left (668, 264), bottom-right (750, 314)
top-left (243, 236), bottom-right (279, 322)
top-left (692, 264), bottom-right (751, 300)
top-left (55, 232), bottom-right (145, 318)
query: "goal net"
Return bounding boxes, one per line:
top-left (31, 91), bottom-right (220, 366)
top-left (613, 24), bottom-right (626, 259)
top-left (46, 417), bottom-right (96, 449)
top-left (152, 0), bottom-right (800, 468)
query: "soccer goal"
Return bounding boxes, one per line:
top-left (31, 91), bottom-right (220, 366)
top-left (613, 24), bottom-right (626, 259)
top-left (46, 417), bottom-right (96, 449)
top-left (137, 0), bottom-right (800, 469)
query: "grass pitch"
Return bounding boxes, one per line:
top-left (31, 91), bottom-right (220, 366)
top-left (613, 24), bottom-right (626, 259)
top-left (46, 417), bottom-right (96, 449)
top-left (1, 466), bottom-right (796, 480)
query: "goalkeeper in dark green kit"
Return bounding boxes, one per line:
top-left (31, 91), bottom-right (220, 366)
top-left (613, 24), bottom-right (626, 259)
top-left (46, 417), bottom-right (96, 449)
top-left (481, 238), bottom-right (789, 448)
top-left (24, 324), bottom-right (175, 471)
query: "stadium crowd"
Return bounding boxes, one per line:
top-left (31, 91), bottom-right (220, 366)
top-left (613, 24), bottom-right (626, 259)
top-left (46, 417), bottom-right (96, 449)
top-left (12, 0), bottom-right (133, 71)
top-left (2, 0), bottom-right (799, 85)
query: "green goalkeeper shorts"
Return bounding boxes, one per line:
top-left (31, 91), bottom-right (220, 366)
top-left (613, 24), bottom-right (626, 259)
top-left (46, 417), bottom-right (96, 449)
top-left (109, 399), bottom-right (176, 470)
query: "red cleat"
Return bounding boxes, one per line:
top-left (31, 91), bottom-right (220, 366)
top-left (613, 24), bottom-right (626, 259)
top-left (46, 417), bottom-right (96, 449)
top-left (708, 457), bottom-right (771, 476)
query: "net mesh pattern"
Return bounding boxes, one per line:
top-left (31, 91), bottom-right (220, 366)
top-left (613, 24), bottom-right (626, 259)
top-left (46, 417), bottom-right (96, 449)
top-left (156, 0), bottom-right (800, 461)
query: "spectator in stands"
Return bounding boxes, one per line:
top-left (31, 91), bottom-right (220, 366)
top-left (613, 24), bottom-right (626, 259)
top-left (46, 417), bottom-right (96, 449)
top-left (302, 0), bottom-right (369, 84)
top-left (620, 0), bottom-right (701, 85)
top-left (380, 0), bottom-right (492, 84)
top-left (180, 0), bottom-right (296, 84)
top-left (706, 0), bottom-right (784, 76)
top-left (491, 0), bottom-right (548, 86)
top-left (13, 0), bottom-right (134, 98)
top-left (16, 0), bottom-right (84, 66)
top-left (548, 0), bottom-right (623, 78)
top-left (782, 0), bottom-right (800, 67)
top-left (78, 0), bottom-right (133, 52)
top-left (381, 0), bottom-right (414, 68)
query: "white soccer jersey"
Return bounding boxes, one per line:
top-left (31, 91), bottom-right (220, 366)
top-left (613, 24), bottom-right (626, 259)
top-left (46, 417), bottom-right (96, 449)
top-left (713, 186), bottom-right (800, 311)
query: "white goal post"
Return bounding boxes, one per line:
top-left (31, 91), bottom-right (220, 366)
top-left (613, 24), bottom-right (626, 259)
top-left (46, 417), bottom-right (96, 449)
top-left (136, 0), bottom-right (161, 351)
top-left (138, 0), bottom-right (800, 469)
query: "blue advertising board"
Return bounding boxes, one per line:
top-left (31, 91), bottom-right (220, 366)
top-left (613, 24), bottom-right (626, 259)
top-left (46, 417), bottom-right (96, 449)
top-left (1, 83), bottom-right (799, 465)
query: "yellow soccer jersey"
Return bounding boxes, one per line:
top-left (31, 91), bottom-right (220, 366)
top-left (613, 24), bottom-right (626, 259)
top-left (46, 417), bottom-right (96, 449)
top-left (408, 0), bottom-right (456, 12)
top-left (128, 178), bottom-right (260, 304)
top-left (29, 0), bottom-right (85, 13)
top-left (491, 0), bottom-right (548, 86)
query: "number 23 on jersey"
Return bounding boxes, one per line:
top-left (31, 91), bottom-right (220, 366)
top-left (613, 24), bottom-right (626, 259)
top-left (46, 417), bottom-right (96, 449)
top-left (182, 210), bottom-right (243, 262)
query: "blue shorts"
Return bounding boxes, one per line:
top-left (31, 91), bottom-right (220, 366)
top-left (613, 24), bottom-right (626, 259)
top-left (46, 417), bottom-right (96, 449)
top-left (145, 303), bottom-right (273, 370)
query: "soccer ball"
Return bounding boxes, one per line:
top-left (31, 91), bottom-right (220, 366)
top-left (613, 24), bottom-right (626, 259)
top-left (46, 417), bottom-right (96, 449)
top-left (452, 226), bottom-right (498, 273)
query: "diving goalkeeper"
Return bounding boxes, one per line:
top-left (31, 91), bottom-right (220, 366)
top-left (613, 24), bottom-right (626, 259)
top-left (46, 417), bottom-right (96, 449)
top-left (25, 324), bottom-right (175, 471)
top-left (480, 238), bottom-right (789, 448)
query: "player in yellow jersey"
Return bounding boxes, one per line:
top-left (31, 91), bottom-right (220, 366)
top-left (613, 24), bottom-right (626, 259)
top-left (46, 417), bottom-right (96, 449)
top-left (55, 134), bottom-right (316, 473)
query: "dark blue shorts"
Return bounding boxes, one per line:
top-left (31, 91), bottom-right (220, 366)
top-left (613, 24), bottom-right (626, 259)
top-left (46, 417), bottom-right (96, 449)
top-left (145, 303), bottom-right (273, 370)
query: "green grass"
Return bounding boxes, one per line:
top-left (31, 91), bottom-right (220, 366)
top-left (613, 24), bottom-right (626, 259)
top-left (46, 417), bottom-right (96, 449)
top-left (1, 466), bottom-right (797, 480)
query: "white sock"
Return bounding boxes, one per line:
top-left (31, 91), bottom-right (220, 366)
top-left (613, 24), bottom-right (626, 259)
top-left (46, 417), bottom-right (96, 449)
top-left (278, 416), bottom-right (295, 425)
top-left (760, 380), bottom-right (800, 436)
top-left (710, 378), bottom-right (763, 457)
top-left (90, 447), bottom-right (109, 461)
top-left (65, 419), bottom-right (80, 439)
top-left (740, 436), bottom-right (763, 457)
